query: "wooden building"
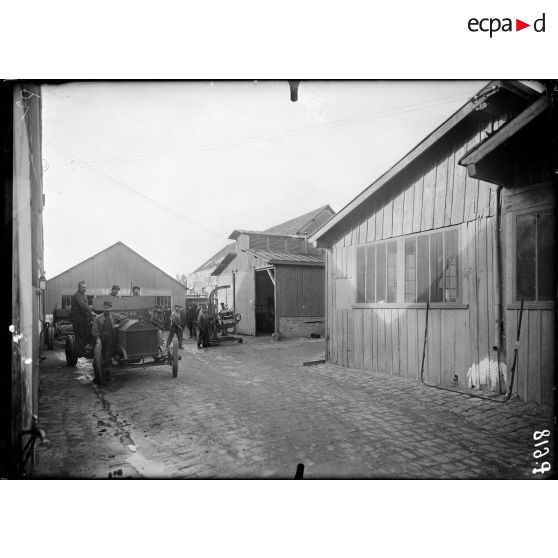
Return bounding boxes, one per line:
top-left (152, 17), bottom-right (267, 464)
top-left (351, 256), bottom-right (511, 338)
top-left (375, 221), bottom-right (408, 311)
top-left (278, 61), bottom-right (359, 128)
top-left (212, 230), bottom-right (326, 338)
top-left (3, 83), bottom-right (45, 476)
top-left (45, 241), bottom-right (186, 315)
top-left (187, 205), bottom-right (334, 299)
top-left (311, 80), bottom-right (556, 405)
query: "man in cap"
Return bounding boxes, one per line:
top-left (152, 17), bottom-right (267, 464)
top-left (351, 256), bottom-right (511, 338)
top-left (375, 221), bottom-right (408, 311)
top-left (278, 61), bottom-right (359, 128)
top-left (92, 300), bottom-right (126, 376)
top-left (69, 280), bottom-right (97, 356)
top-left (197, 306), bottom-right (211, 349)
top-left (110, 284), bottom-right (121, 297)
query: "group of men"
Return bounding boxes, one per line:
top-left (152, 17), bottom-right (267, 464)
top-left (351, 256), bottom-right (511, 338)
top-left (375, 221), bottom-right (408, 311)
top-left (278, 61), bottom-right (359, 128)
top-left (182, 302), bottom-right (228, 348)
top-left (68, 281), bottom-right (228, 373)
top-left (66, 281), bottom-right (122, 378)
top-left (153, 303), bottom-right (220, 350)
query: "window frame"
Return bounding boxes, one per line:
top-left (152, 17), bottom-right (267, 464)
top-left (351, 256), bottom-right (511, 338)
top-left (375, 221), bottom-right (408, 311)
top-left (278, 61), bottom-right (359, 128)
top-left (156, 295), bottom-right (172, 308)
top-left (355, 239), bottom-right (398, 304)
top-left (354, 224), bottom-right (464, 308)
top-left (510, 207), bottom-right (555, 306)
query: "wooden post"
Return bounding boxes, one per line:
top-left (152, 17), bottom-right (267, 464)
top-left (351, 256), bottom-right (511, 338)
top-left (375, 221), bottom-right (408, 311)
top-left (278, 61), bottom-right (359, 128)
top-left (273, 266), bottom-right (279, 338)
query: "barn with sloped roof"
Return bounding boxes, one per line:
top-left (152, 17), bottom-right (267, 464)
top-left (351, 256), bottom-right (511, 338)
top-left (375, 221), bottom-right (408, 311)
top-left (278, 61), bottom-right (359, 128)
top-left (45, 241), bottom-right (186, 315)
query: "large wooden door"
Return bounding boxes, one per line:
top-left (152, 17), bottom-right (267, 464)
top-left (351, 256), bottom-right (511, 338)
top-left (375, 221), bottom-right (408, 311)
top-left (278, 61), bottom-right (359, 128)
top-left (234, 270), bottom-right (255, 335)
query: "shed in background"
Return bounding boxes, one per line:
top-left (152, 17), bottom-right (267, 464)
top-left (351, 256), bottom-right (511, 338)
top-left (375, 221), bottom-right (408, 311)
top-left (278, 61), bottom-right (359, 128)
top-left (213, 230), bottom-right (326, 338)
top-left (45, 241), bottom-right (186, 315)
top-left (187, 204), bottom-right (334, 299)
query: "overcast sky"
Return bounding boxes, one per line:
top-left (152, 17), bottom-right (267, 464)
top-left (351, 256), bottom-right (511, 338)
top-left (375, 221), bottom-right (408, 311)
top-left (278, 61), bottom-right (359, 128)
top-left (41, 80), bottom-right (486, 279)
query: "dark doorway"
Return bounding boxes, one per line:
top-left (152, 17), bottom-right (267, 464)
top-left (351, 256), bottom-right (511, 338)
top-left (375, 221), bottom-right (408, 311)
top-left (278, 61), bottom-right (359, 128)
top-left (255, 269), bottom-right (275, 334)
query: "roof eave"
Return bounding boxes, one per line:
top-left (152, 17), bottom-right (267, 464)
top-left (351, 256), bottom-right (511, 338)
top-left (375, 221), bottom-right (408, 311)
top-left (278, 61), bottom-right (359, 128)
top-left (459, 94), bottom-right (550, 170)
top-left (269, 260), bottom-right (325, 267)
top-left (309, 81), bottom-right (511, 244)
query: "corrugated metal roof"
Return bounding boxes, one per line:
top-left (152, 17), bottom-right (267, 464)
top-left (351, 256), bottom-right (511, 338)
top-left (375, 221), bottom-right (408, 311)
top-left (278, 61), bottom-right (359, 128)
top-left (243, 249), bottom-right (325, 265)
top-left (264, 205), bottom-right (335, 236)
top-left (210, 252), bottom-right (237, 276)
top-left (191, 205), bottom-right (334, 274)
top-left (191, 242), bottom-right (236, 274)
top-left (229, 229), bottom-right (305, 240)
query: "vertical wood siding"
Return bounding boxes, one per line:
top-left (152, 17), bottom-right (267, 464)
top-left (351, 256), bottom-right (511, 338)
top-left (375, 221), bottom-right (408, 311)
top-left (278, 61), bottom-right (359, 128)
top-left (501, 182), bottom-right (556, 405)
top-left (328, 216), bottom-right (502, 389)
top-left (275, 266), bottom-right (324, 317)
top-left (506, 308), bottom-right (554, 405)
top-left (324, 115), bottom-right (556, 404)
top-left (46, 243), bottom-right (185, 314)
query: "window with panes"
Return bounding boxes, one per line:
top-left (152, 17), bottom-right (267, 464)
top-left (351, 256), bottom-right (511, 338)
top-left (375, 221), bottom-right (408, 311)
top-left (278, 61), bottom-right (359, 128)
top-left (156, 295), bottom-right (172, 308)
top-left (405, 229), bottom-right (459, 303)
top-left (515, 211), bottom-right (555, 302)
top-left (356, 240), bottom-right (398, 303)
top-left (356, 228), bottom-right (459, 304)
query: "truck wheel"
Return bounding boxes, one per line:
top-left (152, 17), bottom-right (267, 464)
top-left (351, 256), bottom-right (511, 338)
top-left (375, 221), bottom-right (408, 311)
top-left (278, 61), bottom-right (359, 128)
top-left (172, 338), bottom-right (178, 378)
top-left (46, 323), bottom-right (54, 350)
top-left (65, 335), bottom-right (78, 366)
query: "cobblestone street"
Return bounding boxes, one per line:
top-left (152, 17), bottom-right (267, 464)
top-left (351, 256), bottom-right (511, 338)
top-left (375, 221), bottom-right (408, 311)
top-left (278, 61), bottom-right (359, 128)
top-left (34, 336), bottom-right (553, 479)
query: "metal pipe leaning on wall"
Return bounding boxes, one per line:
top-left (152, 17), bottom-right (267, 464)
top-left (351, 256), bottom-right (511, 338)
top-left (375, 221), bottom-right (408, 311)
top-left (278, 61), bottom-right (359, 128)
top-left (492, 184), bottom-right (504, 392)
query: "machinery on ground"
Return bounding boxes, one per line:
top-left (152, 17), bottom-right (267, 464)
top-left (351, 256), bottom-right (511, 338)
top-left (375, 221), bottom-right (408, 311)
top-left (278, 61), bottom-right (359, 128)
top-left (206, 286), bottom-right (243, 344)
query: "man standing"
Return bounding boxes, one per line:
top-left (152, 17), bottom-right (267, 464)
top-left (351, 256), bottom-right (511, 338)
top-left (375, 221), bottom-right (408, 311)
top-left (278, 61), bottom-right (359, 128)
top-left (132, 286), bottom-right (141, 296)
top-left (197, 306), bottom-right (211, 349)
top-left (166, 305), bottom-right (183, 349)
top-left (70, 280), bottom-right (97, 356)
top-left (179, 306), bottom-right (187, 340)
top-left (186, 304), bottom-right (197, 338)
top-left (110, 284), bottom-right (121, 297)
top-left (92, 300), bottom-right (126, 374)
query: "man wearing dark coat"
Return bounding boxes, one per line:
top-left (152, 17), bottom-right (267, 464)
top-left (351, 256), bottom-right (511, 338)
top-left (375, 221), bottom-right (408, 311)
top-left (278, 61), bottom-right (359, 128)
top-left (92, 300), bottom-right (126, 372)
top-left (185, 304), bottom-right (198, 338)
top-left (69, 280), bottom-right (97, 355)
top-left (197, 307), bottom-right (211, 349)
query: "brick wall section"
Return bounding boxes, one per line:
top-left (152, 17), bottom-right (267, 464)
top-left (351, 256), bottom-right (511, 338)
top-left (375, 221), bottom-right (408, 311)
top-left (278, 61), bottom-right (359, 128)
top-left (279, 316), bottom-right (325, 338)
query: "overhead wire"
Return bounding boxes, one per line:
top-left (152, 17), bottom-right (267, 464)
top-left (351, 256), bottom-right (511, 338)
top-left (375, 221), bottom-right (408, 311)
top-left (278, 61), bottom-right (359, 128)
top-left (44, 139), bottom-right (225, 239)
top-left (46, 88), bottom-right (480, 172)
top-left (42, 87), bottom-right (481, 237)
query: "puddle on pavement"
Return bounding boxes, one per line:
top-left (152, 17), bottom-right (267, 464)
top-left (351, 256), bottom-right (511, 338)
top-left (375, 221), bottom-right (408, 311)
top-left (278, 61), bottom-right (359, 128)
top-left (127, 451), bottom-right (172, 478)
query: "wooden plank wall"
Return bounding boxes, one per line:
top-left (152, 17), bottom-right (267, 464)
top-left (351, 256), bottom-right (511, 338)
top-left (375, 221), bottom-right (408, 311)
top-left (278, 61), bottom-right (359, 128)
top-left (329, 218), bottom-right (499, 388)
top-left (326, 113), bottom-right (556, 405)
top-left (337, 307), bottom-right (471, 383)
top-left (506, 309), bottom-right (554, 406)
top-left (45, 244), bottom-right (186, 314)
top-left (501, 182), bottom-right (556, 406)
top-left (326, 120), bottom-right (510, 390)
top-left (275, 266), bottom-right (325, 317)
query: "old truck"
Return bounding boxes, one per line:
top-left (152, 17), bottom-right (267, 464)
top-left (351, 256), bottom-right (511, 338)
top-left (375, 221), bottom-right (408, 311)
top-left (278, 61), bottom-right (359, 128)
top-left (63, 295), bottom-right (180, 385)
